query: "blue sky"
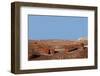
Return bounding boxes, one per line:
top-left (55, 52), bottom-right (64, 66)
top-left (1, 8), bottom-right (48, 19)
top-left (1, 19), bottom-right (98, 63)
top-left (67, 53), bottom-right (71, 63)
top-left (28, 15), bottom-right (88, 40)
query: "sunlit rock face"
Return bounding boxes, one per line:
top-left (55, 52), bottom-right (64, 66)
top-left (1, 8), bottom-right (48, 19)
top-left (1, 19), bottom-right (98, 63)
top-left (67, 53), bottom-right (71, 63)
top-left (78, 37), bottom-right (88, 45)
top-left (28, 39), bottom-right (88, 60)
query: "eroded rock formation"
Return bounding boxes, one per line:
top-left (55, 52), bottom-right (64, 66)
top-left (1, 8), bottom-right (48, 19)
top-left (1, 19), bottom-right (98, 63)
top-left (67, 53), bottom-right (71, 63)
top-left (28, 39), bottom-right (88, 60)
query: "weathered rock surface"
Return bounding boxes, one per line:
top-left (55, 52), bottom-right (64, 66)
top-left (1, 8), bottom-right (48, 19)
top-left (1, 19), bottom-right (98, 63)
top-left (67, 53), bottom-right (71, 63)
top-left (28, 40), bottom-right (88, 60)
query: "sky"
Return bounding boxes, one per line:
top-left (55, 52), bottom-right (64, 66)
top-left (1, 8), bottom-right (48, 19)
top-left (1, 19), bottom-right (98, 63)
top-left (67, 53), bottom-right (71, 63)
top-left (28, 15), bottom-right (88, 40)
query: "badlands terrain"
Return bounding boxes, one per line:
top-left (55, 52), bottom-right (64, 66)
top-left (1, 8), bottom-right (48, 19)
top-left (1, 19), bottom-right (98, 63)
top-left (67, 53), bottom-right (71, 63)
top-left (28, 39), bottom-right (88, 60)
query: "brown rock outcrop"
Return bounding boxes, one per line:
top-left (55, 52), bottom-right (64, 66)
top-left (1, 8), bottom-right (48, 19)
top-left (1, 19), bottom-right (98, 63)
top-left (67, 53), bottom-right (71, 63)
top-left (28, 40), bottom-right (88, 60)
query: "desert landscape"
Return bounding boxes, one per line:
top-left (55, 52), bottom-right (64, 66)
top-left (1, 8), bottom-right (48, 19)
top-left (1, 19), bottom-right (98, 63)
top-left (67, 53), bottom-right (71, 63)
top-left (28, 38), bottom-right (88, 61)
